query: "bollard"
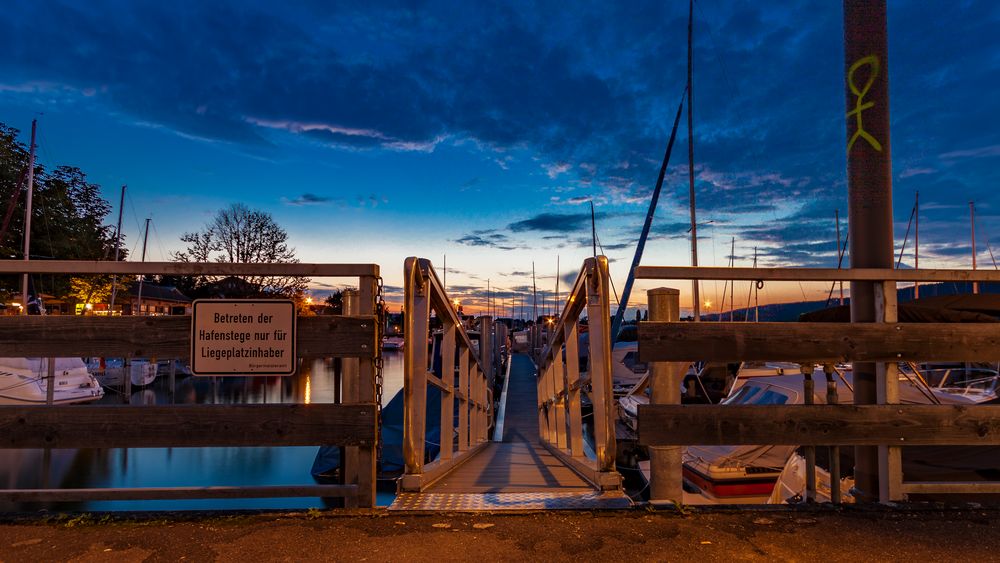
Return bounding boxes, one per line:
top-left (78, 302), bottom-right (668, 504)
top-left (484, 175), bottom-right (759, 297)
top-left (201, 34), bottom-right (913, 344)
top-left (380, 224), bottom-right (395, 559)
top-left (647, 287), bottom-right (684, 504)
top-left (801, 363), bottom-right (816, 502)
top-left (824, 363), bottom-right (842, 503)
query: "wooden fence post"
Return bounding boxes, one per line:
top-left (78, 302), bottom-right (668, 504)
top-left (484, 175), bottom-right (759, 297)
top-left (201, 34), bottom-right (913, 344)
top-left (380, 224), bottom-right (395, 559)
top-left (357, 274), bottom-right (378, 508)
top-left (646, 287), bottom-right (684, 504)
top-left (341, 290), bottom-right (360, 507)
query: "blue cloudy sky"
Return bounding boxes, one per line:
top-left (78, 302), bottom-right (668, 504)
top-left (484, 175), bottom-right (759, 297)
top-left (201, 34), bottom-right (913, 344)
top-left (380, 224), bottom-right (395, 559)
top-left (1, 1), bottom-right (997, 314)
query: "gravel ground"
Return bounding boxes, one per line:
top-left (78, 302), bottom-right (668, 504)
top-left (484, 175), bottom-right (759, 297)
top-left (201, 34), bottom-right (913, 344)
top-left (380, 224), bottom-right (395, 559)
top-left (1, 507), bottom-right (997, 562)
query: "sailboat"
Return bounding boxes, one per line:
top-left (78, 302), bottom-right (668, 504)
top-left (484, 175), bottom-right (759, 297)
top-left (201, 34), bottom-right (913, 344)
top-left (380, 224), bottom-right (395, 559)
top-left (0, 120), bottom-right (104, 406)
top-left (88, 215), bottom-right (159, 388)
top-left (0, 357), bottom-right (104, 405)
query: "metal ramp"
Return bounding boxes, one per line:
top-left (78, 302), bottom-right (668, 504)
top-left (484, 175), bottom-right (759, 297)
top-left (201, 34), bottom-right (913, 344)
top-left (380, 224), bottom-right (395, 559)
top-left (390, 354), bottom-right (630, 511)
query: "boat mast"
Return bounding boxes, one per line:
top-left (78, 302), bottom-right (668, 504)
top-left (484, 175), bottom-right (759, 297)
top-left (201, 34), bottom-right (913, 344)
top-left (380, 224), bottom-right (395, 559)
top-left (836, 209), bottom-right (844, 305)
top-left (590, 200), bottom-right (597, 257)
top-left (686, 0), bottom-right (700, 321)
top-left (555, 255), bottom-right (560, 317)
top-left (914, 191), bottom-right (919, 298)
top-left (753, 247), bottom-right (759, 322)
top-left (728, 237), bottom-right (735, 322)
top-left (136, 217), bottom-right (150, 314)
top-left (971, 201), bottom-right (978, 294)
top-left (109, 185), bottom-right (126, 313)
top-left (20, 119), bottom-right (37, 315)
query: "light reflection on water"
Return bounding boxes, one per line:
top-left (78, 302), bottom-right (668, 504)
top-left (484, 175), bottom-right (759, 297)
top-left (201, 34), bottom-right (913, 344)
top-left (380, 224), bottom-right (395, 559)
top-left (0, 352), bottom-right (404, 511)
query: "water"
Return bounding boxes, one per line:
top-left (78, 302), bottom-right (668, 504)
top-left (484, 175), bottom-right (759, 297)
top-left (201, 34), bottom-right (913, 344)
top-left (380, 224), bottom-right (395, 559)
top-left (0, 351), bottom-right (404, 512)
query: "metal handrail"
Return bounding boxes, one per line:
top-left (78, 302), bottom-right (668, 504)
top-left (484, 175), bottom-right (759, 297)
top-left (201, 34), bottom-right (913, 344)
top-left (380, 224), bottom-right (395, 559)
top-left (534, 256), bottom-right (621, 489)
top-left (400, 257), bottom-right (494, 491)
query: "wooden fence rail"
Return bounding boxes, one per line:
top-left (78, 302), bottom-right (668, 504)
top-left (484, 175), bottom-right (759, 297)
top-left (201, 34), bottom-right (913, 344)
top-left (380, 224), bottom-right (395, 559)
top-left (0, 259), bottom-right (381, 508)
top-left (638, 404), bottom-right (1000, 446)
top-left (0, 315), bottom-right (374, 358)
top-left (1, 404), bottom-right (376, 449)
top-left (639, 322), bottom-right (1000, 363)
top-left (637, 266), bottom-right (1000, 505)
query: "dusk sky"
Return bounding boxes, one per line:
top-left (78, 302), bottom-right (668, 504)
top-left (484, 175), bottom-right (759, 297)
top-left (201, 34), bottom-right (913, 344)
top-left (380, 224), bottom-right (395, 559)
top-left (1, 1), bottom-right (997, 314)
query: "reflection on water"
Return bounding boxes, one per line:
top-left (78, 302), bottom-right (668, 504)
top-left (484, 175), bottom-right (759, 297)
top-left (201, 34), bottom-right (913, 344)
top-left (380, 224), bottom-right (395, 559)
top-left (0, 352), bottom-right (404, 511)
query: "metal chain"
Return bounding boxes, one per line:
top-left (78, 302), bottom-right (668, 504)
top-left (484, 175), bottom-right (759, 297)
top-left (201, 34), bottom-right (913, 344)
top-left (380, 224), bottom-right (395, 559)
top-left (374, 276), bottom-right (386, 462)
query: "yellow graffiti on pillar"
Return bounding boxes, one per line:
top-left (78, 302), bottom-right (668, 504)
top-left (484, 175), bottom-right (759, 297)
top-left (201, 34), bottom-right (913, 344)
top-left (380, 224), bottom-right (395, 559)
top-left (846, 55), bottom-right (882, 153)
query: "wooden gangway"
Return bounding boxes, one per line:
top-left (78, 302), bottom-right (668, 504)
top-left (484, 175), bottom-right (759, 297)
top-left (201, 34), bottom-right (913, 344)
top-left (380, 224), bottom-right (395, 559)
top-left (391, 257), bottom-right (629, 511)
top-left (390, 354), bottom-right (630, 510)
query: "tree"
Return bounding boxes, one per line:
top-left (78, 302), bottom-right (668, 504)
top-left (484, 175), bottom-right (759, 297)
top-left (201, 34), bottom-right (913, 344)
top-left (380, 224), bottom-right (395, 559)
top-left (0, 123), bottom-right (121, 301)
top-left (173, 203), bottom-right (308, 297)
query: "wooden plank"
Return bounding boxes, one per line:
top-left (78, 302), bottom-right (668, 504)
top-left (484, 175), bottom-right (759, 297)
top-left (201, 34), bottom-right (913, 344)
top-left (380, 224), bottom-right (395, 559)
top-left (0, 260), bottom-right (378, 277)
top-left (0, 315), bottom-right (374, 358)
top-left (638, 404), bottom-right (1000, 446)
top-left (634, 266), bottom-right (1000, 283)
top-left (638, 322), bottom-right (1000, 363)
top-left (398, 441), bottom-right (489, 492)
top-left (0, 404), bottom-right (376, 449)
top-left (356, 275), bottom-right (378, 509)
top-left (0, 485), bottom-right (357, 503)
top-left (901, 482), bottom-right (1000, 495)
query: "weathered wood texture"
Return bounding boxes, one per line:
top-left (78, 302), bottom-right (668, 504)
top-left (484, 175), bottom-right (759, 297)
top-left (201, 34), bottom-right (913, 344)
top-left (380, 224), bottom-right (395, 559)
top-left (634, 266), bottom-right (1000, 283)
top-left (638, 405), bottom-right (1000, 446)
top-left (0, 260), bottom-right (378, 277)
top-left (638, 322), bottom-right (1000, 362)
top-left (0, 315), bottom-right (374, 358)
top-left (0, 404), bottom-right (376, 449)
top-left (0, 485), bottom-right (358, 502)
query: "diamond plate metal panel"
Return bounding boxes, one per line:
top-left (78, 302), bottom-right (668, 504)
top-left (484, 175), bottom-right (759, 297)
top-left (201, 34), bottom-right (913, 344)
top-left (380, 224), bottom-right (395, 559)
top-left (388, 491), bottom-right (632, 512)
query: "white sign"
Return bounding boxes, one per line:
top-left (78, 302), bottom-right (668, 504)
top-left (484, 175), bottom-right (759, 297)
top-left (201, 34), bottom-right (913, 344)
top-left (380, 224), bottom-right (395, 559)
top-left (191, 299), bottom-right (297, 376)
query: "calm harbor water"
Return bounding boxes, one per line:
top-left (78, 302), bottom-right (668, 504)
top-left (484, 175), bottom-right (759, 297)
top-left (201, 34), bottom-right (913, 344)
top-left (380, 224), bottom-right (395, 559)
top-left (0, 352), bottom-right (404, 512)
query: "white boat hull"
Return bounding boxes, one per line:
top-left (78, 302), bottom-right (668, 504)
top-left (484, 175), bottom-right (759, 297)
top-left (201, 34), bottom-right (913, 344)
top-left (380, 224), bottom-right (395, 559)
top-left (0, 358), bottom-right (104, 405)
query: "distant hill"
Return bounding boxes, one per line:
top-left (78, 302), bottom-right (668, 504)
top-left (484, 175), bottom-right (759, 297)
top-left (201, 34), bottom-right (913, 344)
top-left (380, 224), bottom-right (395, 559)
top-left (702, 282), bottom-right (1000, 322)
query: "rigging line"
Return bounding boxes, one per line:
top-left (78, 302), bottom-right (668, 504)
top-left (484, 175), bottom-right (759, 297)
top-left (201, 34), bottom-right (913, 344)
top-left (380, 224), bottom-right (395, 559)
top-left (150, 219), bottom-right (168, 262)
top-left (595, 231), bottom-right (622, 307)
top-left (987, 239), bottom-right (999, 271)
top-left (896, 202), bottom-right (916, 268)
top-left (825, 232), bottom-right (850, 308)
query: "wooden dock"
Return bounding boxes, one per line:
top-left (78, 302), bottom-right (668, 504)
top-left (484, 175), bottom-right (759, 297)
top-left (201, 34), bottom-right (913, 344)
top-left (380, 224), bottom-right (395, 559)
top-left (390, 354), bottom-right (630, 511)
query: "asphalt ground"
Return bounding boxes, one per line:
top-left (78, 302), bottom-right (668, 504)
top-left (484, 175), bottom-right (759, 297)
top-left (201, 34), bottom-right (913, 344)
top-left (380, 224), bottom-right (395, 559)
top-left (1, 506), bottom-right (997, 562)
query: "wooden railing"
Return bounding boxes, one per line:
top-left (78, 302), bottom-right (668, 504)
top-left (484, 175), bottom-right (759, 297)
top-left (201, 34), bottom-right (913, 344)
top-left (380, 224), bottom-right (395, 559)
top-left (636, 267), bottom-right (1000, 504)
top-left (0, 260), bottom-right (380, 508)
top-left (535, 256), bottom-right (622, 490)
top-left (399, 257), bottom-right (493, 491)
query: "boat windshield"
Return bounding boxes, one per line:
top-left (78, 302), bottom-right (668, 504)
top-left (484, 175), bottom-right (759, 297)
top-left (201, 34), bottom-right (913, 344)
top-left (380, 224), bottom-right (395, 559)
top-left (722, 384), bottom-right (793, 406)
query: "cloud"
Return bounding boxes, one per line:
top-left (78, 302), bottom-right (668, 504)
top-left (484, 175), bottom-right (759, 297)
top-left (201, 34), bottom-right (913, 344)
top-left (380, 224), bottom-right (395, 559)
top-left (544, 162), bottom-right (571, 179)
top-left (899, 167), bottom-right (935, 179)
top-left (939, 144), bottom-right (1000, 161)
top-left (1, 1), bottom-right (997, 270)
top-left (454, 229), bottom-right (521, 251)
top-left (281, 193), bottom-right (333, 206)
top-left (508, 212), bottom-right (606, 233)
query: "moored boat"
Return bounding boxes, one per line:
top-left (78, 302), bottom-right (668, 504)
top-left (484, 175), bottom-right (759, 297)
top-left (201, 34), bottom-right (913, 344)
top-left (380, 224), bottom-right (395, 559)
top-left (0, 357), bottom-right (104, 405)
